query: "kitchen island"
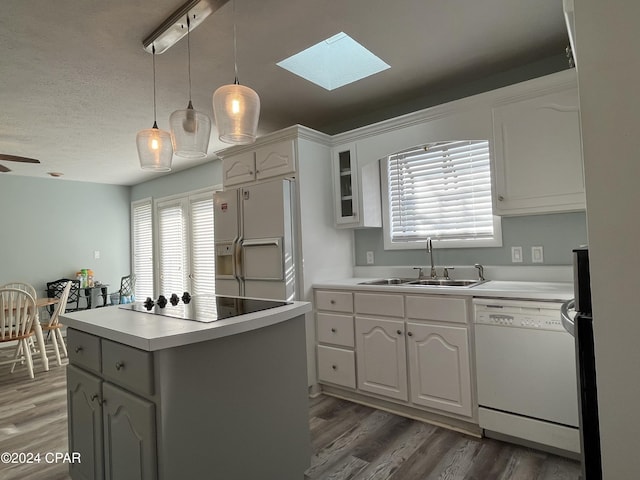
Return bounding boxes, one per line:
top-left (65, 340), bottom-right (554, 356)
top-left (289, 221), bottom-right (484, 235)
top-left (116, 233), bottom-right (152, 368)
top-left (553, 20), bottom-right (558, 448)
top-left (61, 297), bottom-right (312, 480)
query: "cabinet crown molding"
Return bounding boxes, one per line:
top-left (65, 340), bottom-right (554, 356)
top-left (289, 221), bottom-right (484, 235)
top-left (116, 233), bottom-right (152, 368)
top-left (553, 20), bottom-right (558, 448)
top-left (215, 124), bottom-right (331, 159)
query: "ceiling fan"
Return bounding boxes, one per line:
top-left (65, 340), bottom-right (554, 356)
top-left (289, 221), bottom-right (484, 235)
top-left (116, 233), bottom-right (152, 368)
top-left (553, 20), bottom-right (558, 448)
top-left (0, 154), bottom-right (41, 172)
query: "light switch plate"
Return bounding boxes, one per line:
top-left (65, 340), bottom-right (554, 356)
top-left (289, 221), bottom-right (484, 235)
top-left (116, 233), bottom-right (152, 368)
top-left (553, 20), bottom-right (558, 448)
top-left (532, 246), bottom-right (544, 263)
top-left (511, 246), bottom-right (523, 263)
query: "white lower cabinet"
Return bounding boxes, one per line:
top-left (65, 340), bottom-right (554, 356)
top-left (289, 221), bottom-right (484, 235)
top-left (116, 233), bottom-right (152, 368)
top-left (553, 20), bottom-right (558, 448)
top-left (317, 345), bottom-right (356, 388)
top-left (315, 288), bottom-right (475, 423)
top-left (355, 316), bottom-right (408, 401)
top-left (314, 290), bottom-right (356, 389)
top-left (406, 322), bottom-right (472, 417)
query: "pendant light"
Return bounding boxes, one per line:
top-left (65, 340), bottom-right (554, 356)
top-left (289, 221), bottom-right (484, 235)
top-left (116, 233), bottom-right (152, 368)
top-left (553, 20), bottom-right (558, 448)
top-left (137, 45), bottom-right (173, 171)
top-left (170, 14), bottom-right (211, 157)
top-left (212, 0), bottom-right (260, 145)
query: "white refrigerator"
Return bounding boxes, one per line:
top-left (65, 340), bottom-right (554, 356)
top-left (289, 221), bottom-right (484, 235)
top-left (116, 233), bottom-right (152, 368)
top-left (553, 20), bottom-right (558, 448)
top-left (214, 178), bottom-right (296, 301)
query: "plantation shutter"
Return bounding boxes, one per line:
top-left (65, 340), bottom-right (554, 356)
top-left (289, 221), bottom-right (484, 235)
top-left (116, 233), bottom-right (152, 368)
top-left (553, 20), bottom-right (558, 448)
top-left (157, 201), bottom-right (188, 295)
top-left (190, 195), bottom-right (216, 296)
top-left (132, 200), bottom-right (154, 300)
top-left (387, 140), bottom-right (494, 242)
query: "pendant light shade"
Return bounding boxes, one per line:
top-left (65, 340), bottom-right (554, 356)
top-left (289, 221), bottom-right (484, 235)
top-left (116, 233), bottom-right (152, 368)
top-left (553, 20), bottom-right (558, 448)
top-left (170, 102), bottom-right (212, 157)
top-left (137, 121), bottom-right (173, 171)
top-left (137, 46), bottom-right (173, 171)
top-left (212, 1), bottom-right (260, 145)
top-left (170, 15), bottom-right (211, 158)
top-left (213, 82), bottom-right (260, 144)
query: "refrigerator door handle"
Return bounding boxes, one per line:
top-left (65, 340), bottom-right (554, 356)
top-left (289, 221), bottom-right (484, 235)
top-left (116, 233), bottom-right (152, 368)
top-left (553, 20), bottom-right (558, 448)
top-left (560, 299), bottom-right (576, 337)
top-left (240, 237), bottom-right (285, 281)
top-left (242, 238), bottom-right (281, 248)
top-left (235, 238), bottom-right (243, 281)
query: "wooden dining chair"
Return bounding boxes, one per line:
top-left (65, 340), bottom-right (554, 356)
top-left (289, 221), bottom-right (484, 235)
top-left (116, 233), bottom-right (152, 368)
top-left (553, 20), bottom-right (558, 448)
top-left (1, 282), bottom-right (37, 301)
top-left (0, 287), bottom-right (37, 379)
top-left (37, 280), bottom-right (71, 367)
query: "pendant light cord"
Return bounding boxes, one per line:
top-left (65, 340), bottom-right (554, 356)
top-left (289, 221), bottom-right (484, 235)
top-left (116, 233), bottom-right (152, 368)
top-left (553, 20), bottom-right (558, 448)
top-left (152, 44), bottom-right (158, 128)
top-left (187, 15), bottom-right (193, 102)
top-left (233, 0), bottom-right (239, 84)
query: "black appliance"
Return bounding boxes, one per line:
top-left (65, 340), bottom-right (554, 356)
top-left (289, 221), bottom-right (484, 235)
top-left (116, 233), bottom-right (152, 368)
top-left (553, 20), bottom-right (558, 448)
top-left (120, 294), bottom-right (290, 323)
top-left (572, 247), bottom-right (602, 479)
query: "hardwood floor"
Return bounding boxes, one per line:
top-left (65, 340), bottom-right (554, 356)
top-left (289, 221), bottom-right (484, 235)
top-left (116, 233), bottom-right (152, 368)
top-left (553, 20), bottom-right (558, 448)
top-left (306, 395), bottom-right (581, 480)
top-left (0, 344), bottom-right (70, 480)
top-left (0, 345), bottom-right (581, 480)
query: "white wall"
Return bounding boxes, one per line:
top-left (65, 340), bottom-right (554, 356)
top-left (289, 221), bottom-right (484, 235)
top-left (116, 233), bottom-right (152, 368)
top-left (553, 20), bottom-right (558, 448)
top-left (575, 1), bottom-right (640, 477)
top-left (0, 175), bottom-right (131, 297)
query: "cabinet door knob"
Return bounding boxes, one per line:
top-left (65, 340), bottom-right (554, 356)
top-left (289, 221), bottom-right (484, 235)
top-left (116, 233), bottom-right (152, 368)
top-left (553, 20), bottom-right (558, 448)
top-left (331, 365), bottom-right (337, 370)
top-left (407, 331), bottom-right (413, 337)
top-left (75, 346), bottom-right (83, 354)
top-left (115, 361), bottom-right (125, 371)
top-left (330, 300), bottom-right (336, 305)
top-left (498, 195), bottom-right (504, 202)
top-left (331, 328), bottom-right (336, 333)
top-left (397, 329), bottom-right (402, 335)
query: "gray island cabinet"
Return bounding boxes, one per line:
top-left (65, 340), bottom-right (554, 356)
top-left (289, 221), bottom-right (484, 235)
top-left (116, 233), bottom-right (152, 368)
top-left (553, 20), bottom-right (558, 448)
top-left (61, 300), bottom-right (312, 480)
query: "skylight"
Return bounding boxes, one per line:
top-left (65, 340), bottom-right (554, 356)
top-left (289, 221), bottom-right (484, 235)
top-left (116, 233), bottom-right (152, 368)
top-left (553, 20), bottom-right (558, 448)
top-left (276, 32), bottom-right (390, 91)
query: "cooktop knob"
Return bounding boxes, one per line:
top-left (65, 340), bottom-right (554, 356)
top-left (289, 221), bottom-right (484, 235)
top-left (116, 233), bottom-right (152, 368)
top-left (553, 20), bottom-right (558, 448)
top-left (170, 293), bottom-right (180, 306)
top-left (182, 292), bottom-right (192, 304)
top-left (143, 297), bottom-right (155, 310)
top-left (157, 295), bottom-right (167, 308)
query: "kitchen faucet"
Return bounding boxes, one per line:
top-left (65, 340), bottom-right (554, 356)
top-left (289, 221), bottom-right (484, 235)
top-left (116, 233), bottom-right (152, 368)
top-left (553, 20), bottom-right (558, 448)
top-left (427, 237), bottom-right (437, 278)
top-left (474, 263), bottom-right (485, 281)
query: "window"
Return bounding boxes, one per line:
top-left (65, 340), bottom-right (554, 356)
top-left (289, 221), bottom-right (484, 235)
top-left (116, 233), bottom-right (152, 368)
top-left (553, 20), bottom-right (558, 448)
top-left (382, 140), bottom-right (501, 249)
top-left (131, 199), bottom-right (154, 300)
top-left (157, 199), bottom-right (188, 295)
top-left (132, 188), bottom-right (217, 300)
top-left (156, 190), bottom-right (216, 297)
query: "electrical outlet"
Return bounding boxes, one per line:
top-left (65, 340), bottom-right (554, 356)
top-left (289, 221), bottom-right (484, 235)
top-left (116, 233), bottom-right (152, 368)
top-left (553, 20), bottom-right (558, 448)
top-left (532, 246), bottom-right (544, 263)
top-left (366, 251), bottom-right (375, 265)
top-left (511, 246), bottom-right (523, 263)
top-left (94, 250), bottom-right (100, 260)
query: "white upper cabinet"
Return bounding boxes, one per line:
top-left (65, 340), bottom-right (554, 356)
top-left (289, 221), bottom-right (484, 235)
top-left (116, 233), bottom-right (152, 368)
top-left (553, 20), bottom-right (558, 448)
top-left (331, 143), bottom-right (382, 228)
top-left (255, 139), bottom-right (296, 180)
top-left (222, 151), bottom-right (256, 187)
top-left (492, 72), bottom-right (585, 215)
top-left (221, 139), bottom-right (296, 187)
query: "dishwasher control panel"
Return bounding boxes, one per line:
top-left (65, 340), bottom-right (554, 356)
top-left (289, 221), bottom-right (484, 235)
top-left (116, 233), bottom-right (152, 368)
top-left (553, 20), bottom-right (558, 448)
top-left (473, 299), bottom-right (566, 331)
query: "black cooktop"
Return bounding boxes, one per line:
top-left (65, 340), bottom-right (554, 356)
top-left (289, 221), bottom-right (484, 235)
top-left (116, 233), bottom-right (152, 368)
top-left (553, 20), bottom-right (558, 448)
top-left (120, 295), bottom-right (291, 323)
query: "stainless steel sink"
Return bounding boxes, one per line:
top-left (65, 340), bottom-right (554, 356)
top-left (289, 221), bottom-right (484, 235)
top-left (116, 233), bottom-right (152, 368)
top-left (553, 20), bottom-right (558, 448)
top-left (404, 279), bottom-right (484, 287)
top-left (357, 278), bottom-right (485, 287)
top-left (357, 278), bottom-right (413, 285)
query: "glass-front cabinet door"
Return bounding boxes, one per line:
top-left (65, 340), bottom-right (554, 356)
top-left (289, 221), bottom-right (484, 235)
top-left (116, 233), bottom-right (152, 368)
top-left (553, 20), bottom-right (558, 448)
top-left (332, 144), bottom-right (359, 226)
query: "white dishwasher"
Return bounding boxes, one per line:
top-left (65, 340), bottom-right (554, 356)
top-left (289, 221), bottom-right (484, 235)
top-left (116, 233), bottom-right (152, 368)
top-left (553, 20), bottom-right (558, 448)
top-left (474, 298), bottom-right (580, 454)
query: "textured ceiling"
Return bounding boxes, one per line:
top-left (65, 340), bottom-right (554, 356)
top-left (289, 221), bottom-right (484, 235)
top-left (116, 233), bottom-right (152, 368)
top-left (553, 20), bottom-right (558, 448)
top-left (0, 0), bottom-right (568, 186)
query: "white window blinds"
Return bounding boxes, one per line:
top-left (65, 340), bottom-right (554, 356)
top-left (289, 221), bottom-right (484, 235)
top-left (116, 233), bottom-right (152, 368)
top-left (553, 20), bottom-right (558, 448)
top-left (190, 195), bottom-right (215, 296)
top-left (157, 201), bottom-right (188, 296)
top-left (387, 140), bottom-right (495, 242)
top-left (132, 200), bottom-right (153, 300)
top-left (155, 191), bottom-right (216, 298)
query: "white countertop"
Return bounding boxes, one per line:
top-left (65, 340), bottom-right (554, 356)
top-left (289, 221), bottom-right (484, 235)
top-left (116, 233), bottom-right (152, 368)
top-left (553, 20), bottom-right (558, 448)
top-left (312, 278), bottom-right (574, 302)
top-left (61, 300), bottom-right (311, 351)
